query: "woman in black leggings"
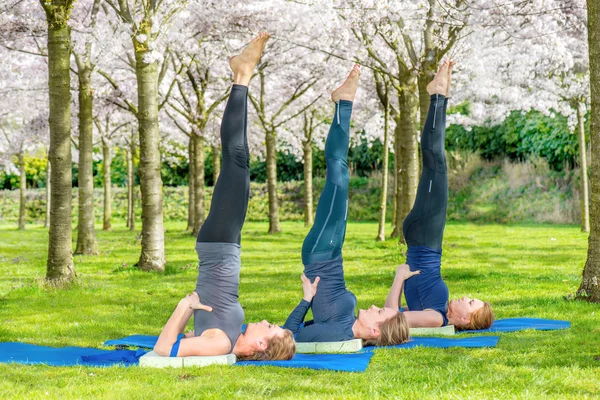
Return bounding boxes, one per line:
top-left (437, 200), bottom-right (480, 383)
top-left (154, 33), bottom-right (295, 360)
top-left (384, 61), bottom-right (494, 330)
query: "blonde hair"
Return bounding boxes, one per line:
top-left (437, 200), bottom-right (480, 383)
top-left (237, 329), bottom-right (296, 361)
top-left (459, 302), bottom-right (494, 331)
top-left (363, 311), bottom-right (410, 347)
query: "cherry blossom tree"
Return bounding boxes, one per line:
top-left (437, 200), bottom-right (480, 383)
top-left (579, 0), bottom-right (600, 302)
top-left (284, 0), bottom-right (473, 240)
top-left (299, 106), bottom-right (327, 227)
top-left (71, 0), bottom-right (104, 255)
top-left (278, 93), bottom-right (330, 227)
top-left (165, 29), bottom-right (230, 235)
top-left (38, 0), bottom-right (76, 283)
top-left (122, 128), bottom-right (137, 230)
top-left (373, 73), bottom-right (392, 241)
top-left (347, 1), bottom-right (472, 240)
top-left (0, 114), bottom-right (44, 230)
top-left (100, 0), bottom-right (189, 271)
top-left (450, 1), bottom-right (589, 231)
top-left (93, 97), bottom-right (132, 231)
top-left (0, 45), bottom-right (47, 230)
top-left (250, 44), bottom-right (326, 233)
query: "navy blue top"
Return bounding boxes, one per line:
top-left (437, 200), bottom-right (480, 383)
top-left (404, 246), bottom-right (449, 326)
top-left (283, 256), bottom-right (357, 342)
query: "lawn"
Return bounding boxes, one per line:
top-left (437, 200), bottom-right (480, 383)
top-left (0, 221), bottom-right (598, 399)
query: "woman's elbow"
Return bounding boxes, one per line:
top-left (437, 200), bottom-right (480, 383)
top-left (153, 344), bottom-right (170, 357)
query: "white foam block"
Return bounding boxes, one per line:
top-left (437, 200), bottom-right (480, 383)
top-left (409, 325), bottom-right (455, 336)
top-left (139, 351), bottom-right (236, 368)
top-left (295, 339), bottom-right (363, 354)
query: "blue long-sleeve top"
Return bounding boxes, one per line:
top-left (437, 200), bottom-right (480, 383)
top-left (283, 256), bottom-right (357, 342)
top-left (404, 246), bottom-right (449, 325)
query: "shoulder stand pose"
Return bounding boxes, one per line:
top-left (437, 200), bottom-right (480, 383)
top-left (154, 33), bottom-right (295, 360)
top-left (384, 61), bottom-right (494, 330)
top-left (283, 65), bottom-right (410, 346)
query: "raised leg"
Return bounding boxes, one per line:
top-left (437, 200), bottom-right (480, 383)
top-left (302, 65), bottom-right (360, 265)
top-left (402, 61), bottom-right (452, 249)
top-left (196, 86), bottom-right (250, 244)
top-left (196, 33), bottom-right (270, 244)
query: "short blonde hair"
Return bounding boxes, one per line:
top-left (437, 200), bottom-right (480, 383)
top-left (237, 329), bottom-right (296, 361)
top-left (459, 302), bottom-right (494, 331)
top-left (363, 311), bottom-right (410, 347)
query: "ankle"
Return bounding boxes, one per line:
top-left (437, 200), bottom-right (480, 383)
top-left (234, 73), bottom-right (251, 86)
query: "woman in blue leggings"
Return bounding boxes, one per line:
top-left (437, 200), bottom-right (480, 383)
top-left (384, 61), bottom-right (494, 330)
top-left (283, 65), bottom-right (410, 346)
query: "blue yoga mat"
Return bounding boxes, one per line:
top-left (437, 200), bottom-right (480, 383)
top-left (459, 318), bottom-right (570, 333)
top-left (0, 342), bottom-right (146, 367)
top-left (361, 336), bottom-right (499, 352)
top-left (396, 310), bottom-right (570, 334)
top-left (105, 335), bottom-right (167, 349)
top-left (237, 352), bottom-right (373, 372)
top-left (0, 342), bottom-right (372, 372)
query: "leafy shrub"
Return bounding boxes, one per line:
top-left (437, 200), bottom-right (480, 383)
top-left (0, 156), bottom-right (583, 226)
top-left (446, 109), bottom-right (584, 171)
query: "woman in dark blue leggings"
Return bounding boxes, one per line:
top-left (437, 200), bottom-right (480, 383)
top-left (284, 65), bottom-right (410, 346)
top-left (384, 61), bottom-right (494, 331)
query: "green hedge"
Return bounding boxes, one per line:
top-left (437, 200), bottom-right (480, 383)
top-left (0, 177), bottom-right (392, 224)
top-left (446, 108), bottom-right (585, 171)
top-left (0, 158), bottom-right (582, 225)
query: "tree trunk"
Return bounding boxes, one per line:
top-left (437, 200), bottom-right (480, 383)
top-left (577, 103), bottom-right (590, 233)
top-left (44, 158), bottom-right (50, 228)
top-left (398, 85), bottom-right (419, 243)
top-left (391, 115), bottom-right (403, 238)
top-left (187, 138), bottom-right (195, 232)
top-left (102, 141), bottom-right (112, 231)
top-left (578, 0), bottom-right (600, 302)
top-left (191, 133), bottom-right (205, 236)
top-left (265, 130), bottom-right (281, 233)
top-left (212, 143), bottom-right (221, 184)
top-left (44, 17), bottom-right (75, 283)
top-left (377, 93), bottom-right (391, 241)
top-left (417, 74), bottom-right (436, 179)
top-left (126, 148), bottom-right (130, 229)
top-left (18, 152), bottom-right (26, 230)
top-left (126, 148), bottom-right (134, 229)
top-left (303, 134), bottom-right (313, 227)
top-left (75, 67), bottom-right (98, 254)
top-left (417, 77), bottom-right (430, 135)
top-left (128, 135), bottom-right (136, 231)
top-left (392, 163), bottom-right (397, 231)
top-left (135, 49), bottom-right (166, 271)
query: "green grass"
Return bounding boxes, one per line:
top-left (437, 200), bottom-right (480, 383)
top-left (0, 221), bottom-right (598, 399)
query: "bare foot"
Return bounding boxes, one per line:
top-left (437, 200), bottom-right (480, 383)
top-left (426, 60), bottom-right (449, 96)
top-left (229, 32), bottom-right (271, 86)
top-left (446, 60), bottom-right (456, 97)
top-left (331, 64), bottom-right (361, 102)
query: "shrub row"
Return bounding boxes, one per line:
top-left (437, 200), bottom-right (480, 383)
top-left (0, 157), bottom-right (582, 226)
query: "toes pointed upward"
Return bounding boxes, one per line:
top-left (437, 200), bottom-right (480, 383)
top-left (331, 63), bottom-right (361, 102)
top-left (447, 60), bottom-right (456, 74)
top-left (229, 32), bottom-right (270, 85)
top-left (438, 60), bottom-right (449, 74)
